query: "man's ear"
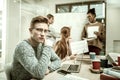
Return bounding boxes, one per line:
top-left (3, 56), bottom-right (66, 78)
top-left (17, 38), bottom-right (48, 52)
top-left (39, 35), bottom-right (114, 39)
top-left (29, 28), bottom-right (32, 33)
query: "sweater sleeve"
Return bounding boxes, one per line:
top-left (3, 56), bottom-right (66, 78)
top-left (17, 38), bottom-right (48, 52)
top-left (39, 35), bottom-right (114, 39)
top-left (98, 23), bottom-right (105, 42)
top-left (15, 42), bottom-right (51, 79)
top-left (48, 47), bottom-right (61, 72)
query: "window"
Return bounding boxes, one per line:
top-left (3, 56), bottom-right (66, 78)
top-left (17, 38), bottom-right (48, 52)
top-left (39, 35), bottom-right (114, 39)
top-left (57, 5), bottom-right (70, 13)
top-left (56, 1), bottom-right (106, 23)
top-left (71, 5), bottom-right (88, 13)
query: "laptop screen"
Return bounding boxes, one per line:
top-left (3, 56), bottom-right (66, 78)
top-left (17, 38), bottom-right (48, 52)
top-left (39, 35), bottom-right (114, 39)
top-left (67, 65), bottom-right (79, 72)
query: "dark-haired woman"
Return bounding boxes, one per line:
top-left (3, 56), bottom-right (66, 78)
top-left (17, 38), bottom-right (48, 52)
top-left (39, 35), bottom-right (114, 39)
top-left (81, 8), bottom-right (105, 55)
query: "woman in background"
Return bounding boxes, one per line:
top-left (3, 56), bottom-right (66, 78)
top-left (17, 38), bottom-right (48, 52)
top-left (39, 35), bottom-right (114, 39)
top-left (54, 27), bottom-right (76, 61)
top-left (81, 8), bottom-right (105, 55)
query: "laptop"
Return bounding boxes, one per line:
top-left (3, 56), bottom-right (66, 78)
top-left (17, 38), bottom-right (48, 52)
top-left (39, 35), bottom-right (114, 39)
top-left (106, 52), bottom-right (119, 66)
top-left (59, 53), bottom-right (84, 73)
top-left (106, 52), bottom-right (120, 70)
top-left (59, 63), bottom-right (81, 73)
top-left (58, 40), bottom-right (89, 73)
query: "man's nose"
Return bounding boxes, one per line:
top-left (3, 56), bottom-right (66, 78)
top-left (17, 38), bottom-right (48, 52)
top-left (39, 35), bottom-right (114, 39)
top-left (41, 31), bottom-right (45, 36)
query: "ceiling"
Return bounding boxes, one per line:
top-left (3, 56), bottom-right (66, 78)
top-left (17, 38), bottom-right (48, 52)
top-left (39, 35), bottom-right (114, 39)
top-left (21, 0), bottom-right (120, 8)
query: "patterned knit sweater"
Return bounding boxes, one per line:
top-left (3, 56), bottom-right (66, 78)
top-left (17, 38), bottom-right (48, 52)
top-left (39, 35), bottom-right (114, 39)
top-left (11, 40), bottom-right (61, 80)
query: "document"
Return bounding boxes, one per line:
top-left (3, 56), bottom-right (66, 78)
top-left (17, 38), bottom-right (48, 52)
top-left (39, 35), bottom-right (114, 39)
top-left (87, 26), bottom-right (99, 38)
top-left (64, 74), bottom-right (89, 80)
top-left (70, 40), bottom-right (88, 54)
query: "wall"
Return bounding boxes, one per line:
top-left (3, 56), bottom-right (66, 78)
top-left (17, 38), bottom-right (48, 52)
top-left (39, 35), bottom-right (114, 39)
top-left (106, 5), bottom-right (120, 53)
top-left (5, 0), bottom-right (20, 63)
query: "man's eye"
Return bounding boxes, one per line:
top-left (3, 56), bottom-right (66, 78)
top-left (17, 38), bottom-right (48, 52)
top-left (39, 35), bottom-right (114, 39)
top-left (36, 28), bottom-right (43, 32)
top-left (44, 30), bottom-right (49, 33)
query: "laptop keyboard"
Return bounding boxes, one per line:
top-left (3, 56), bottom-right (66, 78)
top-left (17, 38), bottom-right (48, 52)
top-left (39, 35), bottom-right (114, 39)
top-left (67, 65), bottom-right (79, 72)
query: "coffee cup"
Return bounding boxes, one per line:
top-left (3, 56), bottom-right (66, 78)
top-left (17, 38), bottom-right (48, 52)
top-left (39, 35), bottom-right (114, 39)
top-left (100, 59), bottom-right (108, 68)
top-left (90, 52), bottom-right (96, 60)
top-left (118, 55), bottom-right (120, 66)
top-left (92, 59), bottom-right (101, 69)
top-left (100, 56), bottom-right (108, 68)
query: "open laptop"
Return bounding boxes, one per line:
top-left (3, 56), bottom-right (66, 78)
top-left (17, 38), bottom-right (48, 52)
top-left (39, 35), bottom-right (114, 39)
top-left (59, 40), bottom-right (89, 73)
top-left (60, 64), bottom-right (81, 73)
top-left (106, 53), bottom-right (120, 70)
top-left (106, 52), bottom-right (119, 66)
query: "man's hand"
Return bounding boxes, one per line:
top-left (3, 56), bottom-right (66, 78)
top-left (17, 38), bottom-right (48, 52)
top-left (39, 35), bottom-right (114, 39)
top-left (45, 69), bottom-right (50, 75)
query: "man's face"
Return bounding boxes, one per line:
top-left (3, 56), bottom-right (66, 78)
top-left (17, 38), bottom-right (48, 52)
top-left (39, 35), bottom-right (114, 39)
top-left (87, 13), bottom-right (95, 23)
top-left (30, 23), bottom-right (49, 43)
top-left (48, 17), bottom-right (54, 24)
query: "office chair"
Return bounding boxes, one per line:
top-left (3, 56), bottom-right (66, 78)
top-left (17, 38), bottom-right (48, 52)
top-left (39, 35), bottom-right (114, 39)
top-left (4, 63), bottom-right (12, 80)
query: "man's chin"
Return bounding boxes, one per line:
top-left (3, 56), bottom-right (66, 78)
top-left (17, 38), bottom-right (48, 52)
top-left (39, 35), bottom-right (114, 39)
top-left (38, 40), bottom-right (44, 43)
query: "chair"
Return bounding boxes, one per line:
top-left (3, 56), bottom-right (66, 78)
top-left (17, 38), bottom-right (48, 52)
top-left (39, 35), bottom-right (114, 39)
top-left (4, 63), bottom-right (12, 80)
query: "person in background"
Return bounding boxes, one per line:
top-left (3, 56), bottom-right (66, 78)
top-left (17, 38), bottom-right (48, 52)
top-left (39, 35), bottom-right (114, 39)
top-left (47, 14), bottom-right (54, 25)
top-left (11, 16), bottom-right (61, 80)
top-left (47, 14), bottom-right (60, 40)
top-left (81, 8), bottom-right (105, 55)
top-left (54, 26), bottom-right (76, 61)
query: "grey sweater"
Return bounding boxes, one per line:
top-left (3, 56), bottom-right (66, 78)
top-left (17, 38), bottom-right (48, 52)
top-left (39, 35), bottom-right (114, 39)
top-left (11, 40), bottom-right (61, 80)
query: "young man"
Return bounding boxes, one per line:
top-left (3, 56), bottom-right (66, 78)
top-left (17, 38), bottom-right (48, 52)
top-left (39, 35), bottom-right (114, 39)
top-left (46, 14), bottom-right (60, 47)
top-left (11, 16), bottom-right (61, 80)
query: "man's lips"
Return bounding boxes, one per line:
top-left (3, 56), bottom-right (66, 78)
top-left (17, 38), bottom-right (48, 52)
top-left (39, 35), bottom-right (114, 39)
top-left (39, 37), bottom-right (44, 40)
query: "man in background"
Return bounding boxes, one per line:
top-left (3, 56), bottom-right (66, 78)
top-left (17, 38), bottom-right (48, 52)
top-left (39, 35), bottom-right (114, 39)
top-left (46, 14), bottom-right (60, 47)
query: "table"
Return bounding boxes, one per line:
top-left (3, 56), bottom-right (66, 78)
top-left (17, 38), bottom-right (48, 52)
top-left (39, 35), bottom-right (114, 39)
top-left (43, 55), bottom-right (100, 80)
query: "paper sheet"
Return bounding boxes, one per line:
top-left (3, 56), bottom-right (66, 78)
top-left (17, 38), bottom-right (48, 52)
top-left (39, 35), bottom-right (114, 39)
top-left (65, 74), bottom-right (89, 80)
top-left (87, 26), bottom-right (99, 38)
top-left (70, 40), bottom-right (88, 54)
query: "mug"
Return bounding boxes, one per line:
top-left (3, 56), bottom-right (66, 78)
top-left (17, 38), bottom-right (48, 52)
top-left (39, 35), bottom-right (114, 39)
top-left (118, 55), bottom-right (120, 66)
top-left (89, 52), bottom-right (96, 60)
top-left (100, 56), bottom-right (108, 68)
top-left (92, 59), bottom-right (101, 69)
top-left (100, 59), bottom-right (108, 68)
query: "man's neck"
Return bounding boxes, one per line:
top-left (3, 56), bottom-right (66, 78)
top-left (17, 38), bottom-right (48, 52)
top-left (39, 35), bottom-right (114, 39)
top-left (28, 38), bottom-right (39, 47)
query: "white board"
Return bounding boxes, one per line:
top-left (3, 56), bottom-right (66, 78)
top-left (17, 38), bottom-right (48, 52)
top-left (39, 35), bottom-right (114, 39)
top-left (52, 13), bottom-right (87, 41)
